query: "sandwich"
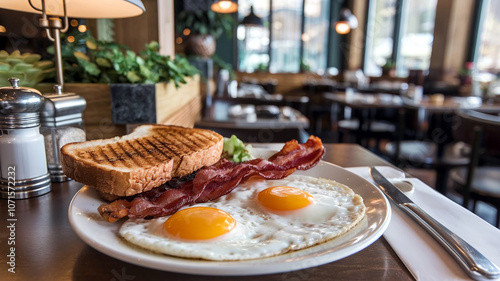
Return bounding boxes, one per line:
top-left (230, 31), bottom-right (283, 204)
top-left (60, 124), bottom-right (224, 201)
top-left (61, 124), bottom-right (325, 222)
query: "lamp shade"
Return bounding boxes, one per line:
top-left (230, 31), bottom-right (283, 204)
top-left (211, 0), bottom-right (238, 14)
top-left (0, 0), bottom-right (145, 18)
top-left (240, 6), bottom-right (263, 27)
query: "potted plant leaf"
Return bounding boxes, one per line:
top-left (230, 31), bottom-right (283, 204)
top-left (38, 31), bottom-right (201, 139)
top-left (50, 31), bottom-right (198, 87)
top-left (0, 50), bottom-right (55, 87)
top-left (381, 58), bottom-right (396, 77)
top-left (176, 9), bottom-right (234, 58)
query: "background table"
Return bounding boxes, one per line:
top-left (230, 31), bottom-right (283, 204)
top-left (401, 96), bottom-right (500, 193)
top-left (323, 92), bottom-right (402, 145)
top-left (0, 144), bottom-right (413, 281)
top-left (196, 100), bottom-right (310, 143)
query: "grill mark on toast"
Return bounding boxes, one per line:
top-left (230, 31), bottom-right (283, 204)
top-left (148, 136), bottom-right (183, 174)
top-left (194, 131), bottom-right (220, 146)
top-left (83, 147), bottom-right (112, 164)
top-left (192, 131), bottom-right (213, 144)
top-left (85, 149), bottom-right (101, 163)
top-left (155, 131), bottom-right (198, 176)
top-left (125, 140), bottom-right (154, 167)
top-left (156, 131), bottom-right (193, 156)
top-left (118, 141), bottom-right (146, 168)
top-left (197, 130), bottom-right (223, 146)
top-left (169, 132), bottom-right (200, 152)
top-left (143, 138), bottom-right (179, 163)
top-left (115, 141), bottom-right (141, 168)
top-left (135, 138), bottom-right (168, 165)
top-left (106, 143), bottom-right (131, 168)
top-left (150, 135), bottom-right (181, 158)
top-left (97, 145), bottom-right (116, 167)
top-left (183, 132), bottom-right (209, 150)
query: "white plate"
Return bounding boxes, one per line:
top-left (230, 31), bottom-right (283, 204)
top-left (68, 149), bottom-right (391, 276)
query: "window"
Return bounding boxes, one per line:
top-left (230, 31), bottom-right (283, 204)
top-left (237, 2), bottom-right (270, 72)
top-left (270, 0), bottom-right (303, 73)
top-left (364, 0), bottom-right (437, 77)
top-left (237, 0), bottom-right (330, 73)
top-left (475, 0), bottom-right (500, 73)
top-left (397, 0), bottom-right (436, 76)
top-left (302, 0), bottom-right (330, 73)
top-left (364, 0), bottom-right (397, 76)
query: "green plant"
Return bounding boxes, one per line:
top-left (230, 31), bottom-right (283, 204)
top-left (300, 60), bottom-right (311, 73)
top-left (381, 58), bottom-right (395, 70)
top-left (48, 31), bottom-right (198, 87)
top-left (0, 50), bottom-right (55, 87)
top-left (255, 62), bottom-right (269, 73)
top-left (176, 10), bottom-right (234, 39)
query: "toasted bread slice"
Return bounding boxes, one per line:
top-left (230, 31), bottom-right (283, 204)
top-left (61, 125), bottom-right (223, 197)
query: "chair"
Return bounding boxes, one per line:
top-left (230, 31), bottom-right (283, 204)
top-left (303, 80), bottom-right (336, 135)
top-left (334, 92), bottom-right (400, 151)
top-left (381, 106), bottom-right (470, 194)
top-left (337, 106), bottom-right (397, 150)
top-left (450, 109), bottom-right (500, 227)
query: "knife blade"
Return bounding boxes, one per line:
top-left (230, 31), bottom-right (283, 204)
top-left (369, 166), bottom-right (500, 281)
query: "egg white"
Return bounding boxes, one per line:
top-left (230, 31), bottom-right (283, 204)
top-left (119, 175), bottom-right (366, 261)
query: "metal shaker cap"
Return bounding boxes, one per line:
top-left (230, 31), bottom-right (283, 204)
top-left (41, 84), bottom-right (87, 127)
top-left (0, 78), bottom-right (44, 128)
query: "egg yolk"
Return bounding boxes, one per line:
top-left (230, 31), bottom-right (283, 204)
top-left (258, 186), bottom-right (315, 211)
top-left (164, 207), bottom-right (236, 240)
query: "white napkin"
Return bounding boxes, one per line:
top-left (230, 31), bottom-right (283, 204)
top-left (346, 166), bottom-right (500, 281)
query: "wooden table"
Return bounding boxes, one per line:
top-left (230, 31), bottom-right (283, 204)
top-left (0, 144), bottom-right (413, 281)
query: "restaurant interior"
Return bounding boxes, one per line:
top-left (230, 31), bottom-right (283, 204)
top-left (1, 0), bottom-right (500, 280)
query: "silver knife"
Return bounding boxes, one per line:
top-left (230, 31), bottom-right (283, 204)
top-left (369, 166), bottom-right (500, 281)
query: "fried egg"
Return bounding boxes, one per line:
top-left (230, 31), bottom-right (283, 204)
top-left (119, 175), bottom-right (366, 261)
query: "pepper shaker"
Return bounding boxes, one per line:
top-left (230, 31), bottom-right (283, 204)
top-left (0, 78), bottom-right (51, 199)
top-left (40, 84), bottom-right (86, 182)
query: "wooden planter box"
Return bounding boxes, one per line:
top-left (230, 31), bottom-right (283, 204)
top-left (36, 75), bottom-right (201, 140)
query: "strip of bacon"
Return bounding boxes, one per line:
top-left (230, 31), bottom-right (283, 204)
top-left (98, 136), bottom-right (325, 222)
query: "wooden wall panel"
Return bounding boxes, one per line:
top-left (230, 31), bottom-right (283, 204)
top-left (428, 0), bottom-right (474, 83)
top-left (346, 0), bottom-right (368, 70)
top-left (160, 96), bottom-right (202, 128)
top-left (113, 0), bottom-right (159, 53)
top-left (155, 76), bottom-right (201, 124)
top-left (157, 0), bottom-right (175, 57)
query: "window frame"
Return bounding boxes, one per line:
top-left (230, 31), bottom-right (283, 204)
top-left (363, 0), bottom-right (438, 77)
top-left (236, 0), bottom-right (338, 73)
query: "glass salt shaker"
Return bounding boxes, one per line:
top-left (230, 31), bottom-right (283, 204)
top-left (0, 78), bottom-right (51, 199)
top-left (40, 84), bottom-right (86, 182)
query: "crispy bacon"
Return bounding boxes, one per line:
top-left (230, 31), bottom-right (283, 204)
top-left (98, 136), bottom-right (325, 222)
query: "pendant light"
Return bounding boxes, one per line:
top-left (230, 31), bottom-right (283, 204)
top-left (0, 0), bottom-right (145, 86)
top-left (335, 7), bottom-right (358, 35)
top-left (211, 0), bottom-right (238, 13)
top-left (240, 6), bottom-right (263, 27)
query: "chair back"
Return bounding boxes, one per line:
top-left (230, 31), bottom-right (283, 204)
top-left (454, 109), bottom-right (500, 158)
top-left (453, 109), bottom-right (500, 207)
top-left (400, 105), bottom-right (426, 139)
